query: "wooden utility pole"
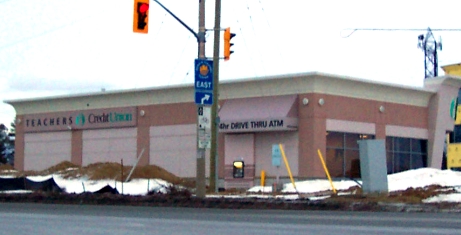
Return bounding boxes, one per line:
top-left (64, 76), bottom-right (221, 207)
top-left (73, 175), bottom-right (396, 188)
top-left (209, 0), bottom-right (221, 192)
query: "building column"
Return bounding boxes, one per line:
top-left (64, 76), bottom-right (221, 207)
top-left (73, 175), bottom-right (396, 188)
top-left (136, 126), bottom-right (150, 166)
top-left (299, 116), bottom-right (326, 178)
top-left (425, 78), bottom-right (461, 168)
top-left (375, 123), bottom-right (386, 140)
top-left (71, 130), bottom-right (83, 166)
top-left (14, 115), bottom-right (24, 171)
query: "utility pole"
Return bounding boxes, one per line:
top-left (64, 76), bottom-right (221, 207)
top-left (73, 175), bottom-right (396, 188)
top-left (150, 0), bottom-right (209, 198)
top-left (196, 0), bottom-right (207, 198)
top-left (209, 0), bottom-right (221, 193)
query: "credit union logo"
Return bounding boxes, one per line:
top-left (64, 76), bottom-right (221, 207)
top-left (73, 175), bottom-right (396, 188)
top-left (75, 113), bottom-right (86, 126)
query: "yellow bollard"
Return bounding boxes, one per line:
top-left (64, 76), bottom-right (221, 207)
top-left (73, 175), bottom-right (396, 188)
top-left (279, 144), bottom-right (298, 193)
top-left (260, 170), bottom-right (266, 187)
top-left (317, 149), bottom-right (337, 194)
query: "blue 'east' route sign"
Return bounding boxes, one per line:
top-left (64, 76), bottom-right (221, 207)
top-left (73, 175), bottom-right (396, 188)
top-left (194, 59), bottom-right (213, 92)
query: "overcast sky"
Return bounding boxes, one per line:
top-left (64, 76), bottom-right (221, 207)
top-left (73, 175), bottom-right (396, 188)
top-left (1, 0), bottom-right (461, 128)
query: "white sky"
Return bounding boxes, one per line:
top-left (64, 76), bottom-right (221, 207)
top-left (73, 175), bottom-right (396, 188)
top-left (3, 168), bottom-right (461, 203)
top-left (1, 0), bottom-right (461, 128)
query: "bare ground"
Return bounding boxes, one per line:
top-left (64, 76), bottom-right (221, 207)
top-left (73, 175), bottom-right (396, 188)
top-left (0, 161), bottom-right (195, 188)
top-left (0, 162), bottom-right (460, 211)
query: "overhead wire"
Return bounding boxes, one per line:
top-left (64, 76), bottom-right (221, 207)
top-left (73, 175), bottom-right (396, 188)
top-left (0, 0), bottom-right (112, 52)
top-left (224, 2), bottom-right (256, 80)
top-left (245, 1), bottom-right (266, 77)
top-left (0, 16), bottom-right (95, 52)
top-left (233, 19), bottom-right (258, 79)
top-left (258, 0), bottom-right (287, 69)
top-left (170, 34), bottom-right (192, 83)
top-left (135, 12), bottom-right (168, 88)
top-left (341, 28), bottom-right (461, 38)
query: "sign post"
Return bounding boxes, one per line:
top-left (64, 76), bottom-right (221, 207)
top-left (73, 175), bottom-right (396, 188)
top-left (272, 144), bottom-right (282, 192)
top-left (149, 0), bottom-right (209, 198)
top-left (195, 0), bottom-right (207, 198)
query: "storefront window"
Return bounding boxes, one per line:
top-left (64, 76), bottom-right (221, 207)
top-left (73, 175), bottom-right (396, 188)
top-left (326, 132), bottom-right (375, 178)
top-left (395, 152), bottom-right (411, 173)
top-left (327, 132), bottom-right (343, 148)
top-left (411, 153), bottom-right (426, 169)
top-left (386, 136), bottom-right (427, 174)
top-left (326, 148), bottom-right (344, 177)
top-left (345, 149), bottom-right (360, 178)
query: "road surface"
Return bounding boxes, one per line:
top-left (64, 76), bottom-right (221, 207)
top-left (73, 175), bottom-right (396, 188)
top-left (0, 203), bottom-right (459, 234)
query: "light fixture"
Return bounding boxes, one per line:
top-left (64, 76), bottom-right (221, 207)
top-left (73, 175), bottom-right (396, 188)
top-left (318, 98), bottom-right (325, 106)
top-left (302, 98), bottom-right (309, 105)
top-left (15, 118), bottom-right (21, 124)
top-left (140, 110), bottom-right (145, 116)
top-left (379, 105), bottom-right (385, 113)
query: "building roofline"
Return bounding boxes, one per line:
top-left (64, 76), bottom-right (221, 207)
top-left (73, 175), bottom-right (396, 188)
top-left (4, 71), bottom-right (433, 105)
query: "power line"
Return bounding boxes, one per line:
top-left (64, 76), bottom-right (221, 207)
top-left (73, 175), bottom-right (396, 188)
top-left (342, 28), bottom-right (461, 38)
top-left (0, 14), bottom-right (95, 52)
top-left (245, 2), bottom-right (266, 77)
top-left (171, 34), bottom-right (192, 83)
top-left (258, 0), bottom-right (287, 70)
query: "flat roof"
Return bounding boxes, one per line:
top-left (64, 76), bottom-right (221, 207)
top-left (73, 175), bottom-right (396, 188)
top-left (4, 71), bottom-right (430, 104)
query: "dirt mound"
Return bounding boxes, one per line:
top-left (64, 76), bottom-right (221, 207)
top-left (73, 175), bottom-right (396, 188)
top-left (0, 164), bottom-right (15, 171)
top-left (1, 161), bottom-right (195, 188)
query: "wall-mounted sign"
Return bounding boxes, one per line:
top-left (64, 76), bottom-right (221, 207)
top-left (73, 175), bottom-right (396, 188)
top-left (23, 107), bottom-right (137, 132)
top-left (272, 144), bottom-right (282, 167)
top-left (218, 117), bottom-right (298, 133)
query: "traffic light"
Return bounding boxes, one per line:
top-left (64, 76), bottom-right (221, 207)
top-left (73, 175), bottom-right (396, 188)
top-left (223, 27), bottom-right (236, 61)
top-left (133, 0), bottom-right (149, 34)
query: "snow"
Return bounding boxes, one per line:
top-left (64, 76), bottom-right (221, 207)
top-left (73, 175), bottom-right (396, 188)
top-left (52, 176), bottom-right (172, 195)
top-left (247, 168), bottom-right (461, 203)
top-left (2, 168), bottom-right (461, 203)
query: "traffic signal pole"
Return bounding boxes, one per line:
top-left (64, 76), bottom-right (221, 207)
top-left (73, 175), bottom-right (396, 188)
top-left (151, 0), bottom-right (207, 198)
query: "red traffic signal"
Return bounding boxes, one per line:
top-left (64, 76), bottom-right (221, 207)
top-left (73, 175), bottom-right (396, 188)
top-left (133, 0), bottom-right (149, 33)
top-left (138, 3), bottom-right (149, 13)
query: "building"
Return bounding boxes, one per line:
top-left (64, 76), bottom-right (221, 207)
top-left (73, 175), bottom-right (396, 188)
top-left (5, 72), bottom-right (461, 188)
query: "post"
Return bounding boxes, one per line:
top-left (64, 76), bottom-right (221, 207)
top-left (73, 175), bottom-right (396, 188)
top-left (150, 0), bottom-right (207, 197)
top-left (195, 0), bottom-right (207, 198)
top-left (121, 159), bottom-right (124, 194)
top-left (210, 0), bottom-right (221, 193)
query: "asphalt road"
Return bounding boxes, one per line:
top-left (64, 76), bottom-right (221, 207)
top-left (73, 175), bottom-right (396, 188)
top-left (0, 203), bottom-right (460, 235)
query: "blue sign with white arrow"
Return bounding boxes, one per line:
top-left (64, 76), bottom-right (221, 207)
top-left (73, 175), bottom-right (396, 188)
top-left (195, 91), bottom-right (213, 106)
